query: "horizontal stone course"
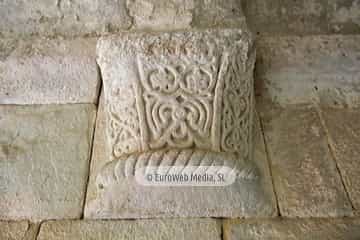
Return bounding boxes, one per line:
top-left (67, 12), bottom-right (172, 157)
top-left (259, 103), bottom-right (353, 217)
top-left (37, 219), bottom-right (221, 240)
top-left (242, 0), bottom-right (360, 35)
top-left (255, 35), bottom-right (360, 107)
top-left (224, 218), bottom-right (360, 240)
top-left (0, 0), bottom-right (132, 38)
top-left (0, 37), bottom-right (100, 105)
top-left (0, 104), bottom-right (96, 221)
top-left (0, 0), bottom-right (246, 37)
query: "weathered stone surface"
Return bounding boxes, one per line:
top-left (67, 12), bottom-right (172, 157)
top-left (224, 218), bottom-right (360, 240)
top-left (0, 37), bottom-right (100, 104)
top-left (127, 0), bottom-right (195, 30)
top-left (37, 219), bottom-right (221, 240)
top-left (192, 0), bottom-right (246, 28)
top-left (256, 35), bottom-right (360, 107)
top-left (259, 104), bottom-right (353, 217)
top-left (85, 29), bottom-right (276, 218)
top-left (0, 104), bottom-right (96, 220)
top-left (98, 29), bottom-right (255, 161)
top-left (321, 108), bottom-right (360, 211)
top-left (328, 0), bottom-right (360, 34)
top-left (84, 95), bottom-right (277, 218)
top-left (0, 0), bottom-right (132, 38)
top-left (0, 221), bottom-right (29, 240)
top-left (242, 0), bottom-right (328, 35)
top-left (242, 0), bottom-right (360, 35)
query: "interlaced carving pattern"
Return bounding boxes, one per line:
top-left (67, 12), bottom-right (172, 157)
top-left (106, 30), bottom-right (254, 162)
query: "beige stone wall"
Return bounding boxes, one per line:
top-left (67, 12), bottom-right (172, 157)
top-left (1, 1), bottom-right (360, 239)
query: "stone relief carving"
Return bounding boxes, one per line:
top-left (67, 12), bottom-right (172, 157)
top-left (99, 29), bottom-right (255, 166)
top-left (84, 29), bottom-right (277, 219)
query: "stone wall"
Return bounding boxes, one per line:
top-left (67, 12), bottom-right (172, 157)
top-left (0, 0), bottom-right (360, 239)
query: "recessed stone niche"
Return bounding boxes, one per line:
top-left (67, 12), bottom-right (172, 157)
top-left (85, 28), bottom-right (277, 218)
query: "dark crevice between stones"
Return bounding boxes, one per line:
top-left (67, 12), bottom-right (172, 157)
top-left (80, 62), bottom-right (103, 219)
top-left (258, 110), bottom-right (282, 217)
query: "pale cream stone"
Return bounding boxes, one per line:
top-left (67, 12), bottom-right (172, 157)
top-left (0, 0), bottom-right (132, 37)
top-left (256, 35), bottom-right (360, 107)
top-left (127, 0), bottom-right (195, 30)
top-left (0, 221), bottom-right (29, 240)
top-left (224, 218), bottom-right (360, 240)
top-left (321, 108), bottom-right (360, 211)
top-left (259, 104), bottom-right (353, 217)
top-left (98, 29), bottom-right (255, 161)
top-left (84, 95), bottom-right (277, 218)
top-left (37, 219), bottom-right (221, 240)
top-left (126, 0), bottom-right (246, 30)
top-left (0, 104), bottom-right (96, 220)
top-left (193, 0), bottom-right (246, 28)
top-left (0, 37), bottom-right (100, 104)
top-left (84, 28), bottom-right (276, 219)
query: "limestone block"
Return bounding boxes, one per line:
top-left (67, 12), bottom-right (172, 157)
top-left (242, 0), bottom-right (360, 35)
top-left (259, 104), bottom-right (353, 217)
top-left (126, 0), bottom-right (246, 31)
top-left (98, 29), bottom-right (255, 161)
top-left (85, 29), bottom-right (277, 219)
top-left (224, 218), bottom-right (360, 240)
top-left (322, 108), bottom-right (360, 210)
top-left (328, 0), bottom-right (360, 34)
top-left (84, 99), bottom-right (277, 218)
top-left (0, 104), bottom-right (96, 220)
top-left (0, 0), bottom-right (132, 38)
top-left (0, 221), bottom-right (29, 240)
top-left (38, 219), bottom-right (221, 240)
top-left (192, 0), bottom-right (247, 28)
top-left (242, 0), bottom-right (328, 35)
top-left (126, 0), bottom-right (195, 30)
top-left (256, 35), bottom-right (360, 107)
top-left (0, 37), bottom-right (100, 104)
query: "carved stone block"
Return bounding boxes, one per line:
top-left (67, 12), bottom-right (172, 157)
top-left (100, 29), bottom-right (255, 161)
top-left (86, 29), bottom-right (276, 218)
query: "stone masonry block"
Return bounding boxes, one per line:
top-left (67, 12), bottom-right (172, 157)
top-left (255, 35), bottom-right (360, 107)
top-left (84, 29), bottom-right (277, 218)
top-left (0, 104), bottom-right (96, 220)
top-left (224, 218), bottom-right (360, 240)
top-left (0, 0), bottom-right (132, 37)
top-left (259, 104), bottom-right (353, 217)
top-left (0, 37), bottom-right (100, 104)
top-left (37, 219), bottom-right (221, 240)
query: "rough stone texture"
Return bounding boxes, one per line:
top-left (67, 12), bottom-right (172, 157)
top-left (321, 107), bottom-right (360, 211)
top-left (259, 104), bottom-right (353, 217)
top-left (242, 0), bottom-right (328, 35)
top-left (127, 0), bottom-right (195, 30)
top-left (0, 104), bottom-right (96, 220)
top-left (0, 37), bottom-right (100, 105)
top-left (37, 219), bottom-right (221, 240)
top-left (255, 35), bottom-right (360, 107)
top-left (328, 0), bottom-right (360, 34)
top-left (224, 218), bottom-right (360, 240)
top-left (0, 0), bottom-right (132, 38)
top-left (0, 221), bottom-right (29, 240)
top-left (84, 29), bottom-right (277, 218)
top-left (242, 0), bottom-right (360, 35)
top-left (192, 0), bottom-right (246, 28)
top-left (97, 29), bottom-right (255, 162)
top-left (84, 95), bottom-right (277, 218)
